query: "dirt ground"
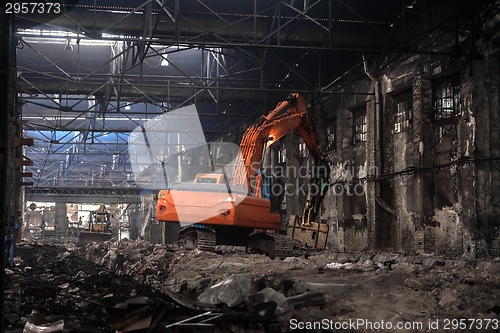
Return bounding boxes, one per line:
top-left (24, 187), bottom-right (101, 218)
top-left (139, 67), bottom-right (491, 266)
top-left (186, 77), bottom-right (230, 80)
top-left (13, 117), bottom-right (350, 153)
top-left (4, 239), bottom-right (500, 332)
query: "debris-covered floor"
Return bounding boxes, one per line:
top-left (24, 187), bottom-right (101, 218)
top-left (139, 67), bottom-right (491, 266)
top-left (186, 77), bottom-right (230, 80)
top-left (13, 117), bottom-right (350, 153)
top-left (4, 239), bottom-right (500, 333)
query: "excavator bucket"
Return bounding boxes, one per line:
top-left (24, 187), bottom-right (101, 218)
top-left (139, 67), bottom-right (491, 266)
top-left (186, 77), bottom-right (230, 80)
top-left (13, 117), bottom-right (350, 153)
top-left (76, 231), bottom-right (112, 245)
top-left (286, 215), bottom-right (329, 250)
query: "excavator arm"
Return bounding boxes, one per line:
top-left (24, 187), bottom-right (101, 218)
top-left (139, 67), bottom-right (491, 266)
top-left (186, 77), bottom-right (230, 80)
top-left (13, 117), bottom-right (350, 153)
top-left (231, 93), bottom-right (330, 224)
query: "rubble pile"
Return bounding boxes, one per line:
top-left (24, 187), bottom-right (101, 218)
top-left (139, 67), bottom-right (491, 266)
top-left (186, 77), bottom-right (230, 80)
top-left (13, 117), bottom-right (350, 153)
top-left (4, 241), bottom-right (326, 333)
top-left (4, 242), bottom-right (172, 332)
top-left (4, 238), bottom-right (500, 332)
top-left (81, 239), bottom-right (500, 331)
top-left (81, 239), bottom-right (313, 295)
top-left (81, 238), bottom-right (176, 287)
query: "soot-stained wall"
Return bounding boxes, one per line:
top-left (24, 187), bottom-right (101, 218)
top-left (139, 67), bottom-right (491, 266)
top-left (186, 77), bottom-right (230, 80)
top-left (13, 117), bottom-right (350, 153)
top-left (286, 2), bottom-right (500, 257)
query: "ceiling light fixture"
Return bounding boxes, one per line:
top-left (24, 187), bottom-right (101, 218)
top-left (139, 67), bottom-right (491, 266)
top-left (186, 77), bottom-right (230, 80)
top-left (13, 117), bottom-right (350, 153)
top-left (160, 54), bottom-right (169, 66)
top-left (65, 38), bottom-right (73, 51)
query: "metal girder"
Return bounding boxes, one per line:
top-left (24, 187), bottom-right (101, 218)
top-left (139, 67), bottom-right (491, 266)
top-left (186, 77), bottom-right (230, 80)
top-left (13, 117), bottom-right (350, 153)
top-left (16, 33), bottom-right (372, 105)
top-left (13, 0), bottom-right (489, 205)
top-left (15, 0), bottom-right (483, 53)
top-left (16, 1), bottom-right (390, 49)
top-left (25, 186), bottom-right (143, 204)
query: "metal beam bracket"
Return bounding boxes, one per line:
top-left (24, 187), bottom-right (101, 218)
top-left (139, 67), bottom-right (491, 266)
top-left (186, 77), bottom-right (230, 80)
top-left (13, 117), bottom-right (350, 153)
top-left (12, 136), bottom-right (34, 148)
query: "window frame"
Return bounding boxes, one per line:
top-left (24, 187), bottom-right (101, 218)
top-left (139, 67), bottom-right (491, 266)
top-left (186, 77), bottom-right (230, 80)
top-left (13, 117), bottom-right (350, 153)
top-left (352, 104), bottom-right (367, 144)
top-left (278, 140), bottom-right (286, 163)
top-left (298, 137), bottom-right (307, 158)
top-left (393, 89), bottom-right (413, 133)
top-left (432, 72), bottom-right (461, 121)
top-left (325, 118), bottom-right (336, 151)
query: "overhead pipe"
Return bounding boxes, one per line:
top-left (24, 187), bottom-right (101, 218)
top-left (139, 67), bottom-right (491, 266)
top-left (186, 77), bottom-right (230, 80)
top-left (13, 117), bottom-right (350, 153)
top-left (362, 55), bottom-right (380, 179)
top-left (363, 55), bottom-right (392, 248)
top-left (363, 55), bottom-right (378, 82)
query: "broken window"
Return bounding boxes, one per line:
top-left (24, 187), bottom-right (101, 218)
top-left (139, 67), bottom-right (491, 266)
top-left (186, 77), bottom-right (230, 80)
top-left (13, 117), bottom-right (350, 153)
top-left (278, 140), bottom-right (286, 163)
top-left (298, 137), bottom-right (307, 158)
top-left (352, 105), bottom-right (367, 143)
top-left (394, 89), bottom-right (413, 133)
top-left (433, 72), bottom-right (461, 120)
top-left (325, 118), bottom-right (336, 151)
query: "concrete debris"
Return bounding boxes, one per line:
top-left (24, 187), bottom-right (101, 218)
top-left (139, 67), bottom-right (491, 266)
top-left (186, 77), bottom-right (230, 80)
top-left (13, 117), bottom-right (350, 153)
top-left (289, 281), bottom-right (312, 296)
top-left (282, 256), bottom-right (301, 263)
top-left (404, 277), bottom-right (428, 291)
top-left (248, 287), bottom-right (290, 315)
top-left (476, 261), bottom-right (500, 273)
top-left (376, 262), bottom-right (391, 272)
top-left (335, 253), bottom-right (350, 263)
top-left (5, 239), bottom-right (500, 333)
top-left (326, 262), bottom-right (356, 269)
top-left (373, 254), bottom-right (396, 264)
top-left (362, 259), bottom-right (373, 267)
top-left (422, 258), bottom-right (445, 267)
top-left (286, 291), bottom-right (326, 310)
top-left (197, 274), bottom-right (254, 307)
top-left (439, 291), bottom-right (459, 307)
top-left (444, 259), bottom-right (467, 268)
top-left (23, 319), bottom-right (64, 333)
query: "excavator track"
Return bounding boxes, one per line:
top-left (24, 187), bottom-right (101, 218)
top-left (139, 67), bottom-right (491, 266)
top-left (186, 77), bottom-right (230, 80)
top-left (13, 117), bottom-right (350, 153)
top-left (247, 232), bottom-right (296, 259)
top-left (178, 227), bottom-right (216, 252)
top-left (272, 233), bottom-right (296, 258)
top-left (195, 229), bottom-right (216, 251)
top-left (178, 227), bottom-right (296, 259)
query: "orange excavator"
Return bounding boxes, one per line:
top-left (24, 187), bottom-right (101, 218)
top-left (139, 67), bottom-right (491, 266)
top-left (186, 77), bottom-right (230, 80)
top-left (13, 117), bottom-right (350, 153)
top-left (156, 93), bottom-right (330, 258)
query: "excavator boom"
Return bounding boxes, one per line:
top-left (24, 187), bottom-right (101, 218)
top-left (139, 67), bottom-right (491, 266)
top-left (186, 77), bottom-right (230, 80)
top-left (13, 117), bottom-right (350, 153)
top-left (231, 93), bottom-right (327, 194)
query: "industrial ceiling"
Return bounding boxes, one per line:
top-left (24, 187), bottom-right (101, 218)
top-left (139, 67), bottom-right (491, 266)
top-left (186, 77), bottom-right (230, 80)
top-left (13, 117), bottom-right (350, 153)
top-left (11, 0), bottom-right (489, 204)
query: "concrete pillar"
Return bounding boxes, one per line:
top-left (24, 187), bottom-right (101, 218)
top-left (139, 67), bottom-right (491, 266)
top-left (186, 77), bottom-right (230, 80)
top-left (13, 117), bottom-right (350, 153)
top-left (1, 10), bottom-right (13, 332)
top-left (474, 55), bottom-right (500, 257)
top-left (54, 203), bottom-right (68, 238)
top-left (129, 203), bottom-right (140, 240)
top-left (411, 75), bottom-right (425, 253)
top-left (365, 87), bottom-right (378, 251)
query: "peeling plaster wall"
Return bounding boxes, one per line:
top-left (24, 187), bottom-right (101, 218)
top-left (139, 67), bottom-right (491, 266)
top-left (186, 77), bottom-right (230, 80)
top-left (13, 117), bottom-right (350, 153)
top-left (313, 81), bottom-right (373, 252)
top-left (473, 0), bottom-right (500, 257)
top-left (475, 55), bottom-right (500, 257)
top-left (300, 1), bottom-right (500, 257)
top-left (432, 204), bottom-right (463, 255)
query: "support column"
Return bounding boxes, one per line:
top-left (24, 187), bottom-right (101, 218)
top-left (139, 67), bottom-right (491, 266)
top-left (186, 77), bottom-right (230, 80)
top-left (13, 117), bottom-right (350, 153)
top-left (1, 8), bottom-right (13, 333)
top-left (365, 88), bottom-right (378, 251)
top-left (411, 75), bottom-right (426, 253)
top-left (54, 203), bottom-right (68, 238)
